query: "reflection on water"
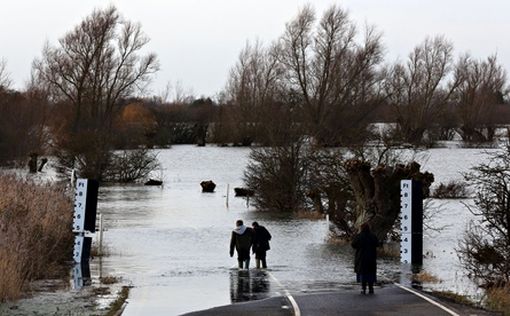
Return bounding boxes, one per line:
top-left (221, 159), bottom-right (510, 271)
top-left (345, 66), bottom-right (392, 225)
top-left (72, 262), bottom-right (91, 290)
top-left (230, 270), bottom-right (270, 303)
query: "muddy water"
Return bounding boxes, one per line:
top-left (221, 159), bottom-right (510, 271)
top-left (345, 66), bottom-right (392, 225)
top-left (97, 145), bottom-right (492, 315)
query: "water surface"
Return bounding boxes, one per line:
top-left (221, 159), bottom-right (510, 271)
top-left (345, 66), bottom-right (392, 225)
top-left (98, 145), bottom-right (491, 315)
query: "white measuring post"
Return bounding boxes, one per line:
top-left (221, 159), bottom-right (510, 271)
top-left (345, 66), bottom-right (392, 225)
top-left (73, 179), bottom-right (88, 233)
top-left (400, 179), bottom-right (423, 266)
top-left (400, 180), bottom-right (413, 264)
top-left (72, 178), bottom-right (98, 263)
top-left (72, 178), bottom-right (98, 289)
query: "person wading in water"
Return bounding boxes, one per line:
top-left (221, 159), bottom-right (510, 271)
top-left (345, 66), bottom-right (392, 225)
top-left (251, 222), bottom-right (272, 269)
top-left (230, 220), bottom-right (254, 269)
top-left (351, 223), bottom-right (379, 294)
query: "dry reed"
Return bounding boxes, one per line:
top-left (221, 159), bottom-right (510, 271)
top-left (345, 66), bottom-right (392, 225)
top-left (413, 271), bottom-right (441, 284)
top-left (0, 173), bottom-right (73, 301)
top-left (486, 285), bottom-right (510, 316)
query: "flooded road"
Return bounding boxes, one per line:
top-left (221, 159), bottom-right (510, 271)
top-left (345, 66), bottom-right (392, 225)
top-left (97, 145), bottom-right (491, 315)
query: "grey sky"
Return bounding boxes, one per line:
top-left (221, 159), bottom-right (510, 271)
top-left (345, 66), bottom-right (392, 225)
top-left (1, 0), bottom-right (509, 98)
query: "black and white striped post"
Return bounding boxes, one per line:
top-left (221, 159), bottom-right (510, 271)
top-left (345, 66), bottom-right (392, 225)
top-left (400, 180), bottom-right (423, 266)
top-left (72, 178), bottom-right (99, 289)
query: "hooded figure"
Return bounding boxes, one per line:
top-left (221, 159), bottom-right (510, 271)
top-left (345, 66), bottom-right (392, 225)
top-left (351, 223), bottom-right (379, 294)
top-left (252, 222), bottom-right (272, 268)
top-left (230, 220), bottom-right (254, 269)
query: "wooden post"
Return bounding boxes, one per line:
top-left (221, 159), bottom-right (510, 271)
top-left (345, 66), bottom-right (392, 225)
top-left (226, 184), bottom-right (230, 208)
top-left (98, 213), bottom-right (103, 257)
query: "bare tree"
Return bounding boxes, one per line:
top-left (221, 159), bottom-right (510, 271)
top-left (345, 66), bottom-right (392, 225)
top-left (33, 6), bottom-right (159, 179)
top-left (386, 36), bottom-right (460, 145)
top-left (454, 54), bottom-right (508, 143)
top-left (459, 144), bottom-right (510, 287)
top-left (278, 5), bottom-right (384, 145)
top-left (244, 139), bottom-right (310, 212)
top-left (0, 76), bottom-right (49, 165)
top-left (223, 40), bottom-right (284, 145)
top-left (0, 58), bottom-right (11, 90)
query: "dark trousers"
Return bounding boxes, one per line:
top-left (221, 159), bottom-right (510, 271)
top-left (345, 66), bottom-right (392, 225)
top-left (255, 249), bottom-right (267, 268)
top-left (357, 273), bottom-right (376, 294)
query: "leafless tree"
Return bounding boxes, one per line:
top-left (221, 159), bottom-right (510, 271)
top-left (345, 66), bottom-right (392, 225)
top-left (385, 36), bottom-right (461, 145)
top-left (223, 40), bottom-right (284, 145)
top-left (33, 6), bottom-right (159, 179)
top-left (453, 54), bottom-right (508, 143)
top-left (244, 139), bottom-right (310, 212)
top-left (0, 58), bottom-right (11, 90)
top-left (0, 75), bottom-right (49, 165)
top-left (278, 5), bottom-right (385, 145)
top-left (459, 144), bottom-right (510, 288)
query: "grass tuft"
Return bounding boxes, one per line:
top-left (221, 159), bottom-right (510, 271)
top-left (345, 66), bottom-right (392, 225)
top-left (100, 276), bottom-right (121, 285)
top-left (413, 271), bottom-right (441, 284)
top-left (486, 285), bottom-right (510, 316)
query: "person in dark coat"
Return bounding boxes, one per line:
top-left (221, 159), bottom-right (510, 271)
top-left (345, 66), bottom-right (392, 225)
top-left (230, 220), bottom-right (254, 269)
top-left (351, 223), bottom-right (379, 294)
top-left (252, 222), bottom-right (272, 269)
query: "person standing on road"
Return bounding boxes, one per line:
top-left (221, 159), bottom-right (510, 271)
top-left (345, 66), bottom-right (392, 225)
top-left (230, 220), bottom-right (254, 269)
top-left (252, 222), bottom-right (272, 269)
top-left (351, 223), bottom-right (379, 294)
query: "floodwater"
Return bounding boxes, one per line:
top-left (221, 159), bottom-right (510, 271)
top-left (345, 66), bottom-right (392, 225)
top-left (96, 145), bottom-right (494, 315)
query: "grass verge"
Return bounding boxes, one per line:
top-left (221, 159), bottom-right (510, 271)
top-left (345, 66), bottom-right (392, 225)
top-left (106, 286), bottom-right (131, 316)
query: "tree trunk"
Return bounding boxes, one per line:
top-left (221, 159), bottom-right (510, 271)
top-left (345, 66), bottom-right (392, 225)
top-left (345, 160), bottom-right (434, 240)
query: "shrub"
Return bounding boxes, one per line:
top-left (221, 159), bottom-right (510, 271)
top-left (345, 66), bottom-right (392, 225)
top-left (0, 174), bottom-right (73, 301)
top-left (244, 140), bottom-right (309, 212)
top-left (432, 181), bottom-right (469, 199)
top-left (102, 149), bottom-right (160, 183)
top-left (458, 144), bottom-right (510, 288)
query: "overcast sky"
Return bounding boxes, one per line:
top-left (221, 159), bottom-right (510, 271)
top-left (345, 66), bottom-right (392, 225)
top-left (1, 0), bottom-right (509, 98)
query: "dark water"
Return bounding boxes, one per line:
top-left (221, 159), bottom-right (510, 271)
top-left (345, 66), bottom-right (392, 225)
top-left (97, 145), bottom-right (491, 315)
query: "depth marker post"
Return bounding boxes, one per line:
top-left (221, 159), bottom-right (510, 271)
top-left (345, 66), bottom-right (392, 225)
top-left (72, 178), bottom-right (99, 289)
top-left (400, 180), bottom-right (423, 267)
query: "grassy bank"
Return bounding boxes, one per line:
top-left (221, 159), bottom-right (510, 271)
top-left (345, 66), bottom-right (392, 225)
top-left (0, 174), bottom-right (73, 301)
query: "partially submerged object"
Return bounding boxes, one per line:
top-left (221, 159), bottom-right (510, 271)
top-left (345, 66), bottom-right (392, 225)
top-left (234, 187), bottom-right (254, 197)
top-left (201, 180), bottom-right (216, 192)
top-left (144, 179), bottom-right (163, 186)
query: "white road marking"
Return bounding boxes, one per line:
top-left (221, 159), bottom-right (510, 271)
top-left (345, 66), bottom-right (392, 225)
top-left (394, 283), bottom-right (460, 316)
top-left (267, 271), bottom-right (301, 316)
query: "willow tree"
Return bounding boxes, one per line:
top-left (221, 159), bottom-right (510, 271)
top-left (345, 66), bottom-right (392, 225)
top-left (385, 36), bottom-right (461, 145)
top-left (454, 55), bottom-right (508, 143)
top-left (34, 6), bottom-right (159, 179)
top-left (222, 41), bottom-right (284, 145)
top-left (277, 5), bottom-right (385, 146)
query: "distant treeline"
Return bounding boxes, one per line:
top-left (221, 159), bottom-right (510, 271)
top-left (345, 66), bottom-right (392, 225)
top-left (0, 5), bottom-right (509, 175)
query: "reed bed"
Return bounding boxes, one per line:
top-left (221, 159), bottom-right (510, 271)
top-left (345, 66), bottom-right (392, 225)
top-left (0, 174), bottom-right (73, 301)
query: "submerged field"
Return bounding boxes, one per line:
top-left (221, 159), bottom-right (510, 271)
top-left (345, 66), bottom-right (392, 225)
top-left (92, 145), bottom-right (492, 315)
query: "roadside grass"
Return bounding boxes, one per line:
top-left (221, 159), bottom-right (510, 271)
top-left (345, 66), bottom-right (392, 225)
top-left (0, 174), bottom-right (73, 301)
top-left (105, 286), bottom-right (131, 316)
top-left (429, 290), bottom-right (476, 307)
top-left (413, 271), bottom-right (441, 284)
top-left (486, 285), bottom-right (510, 316)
